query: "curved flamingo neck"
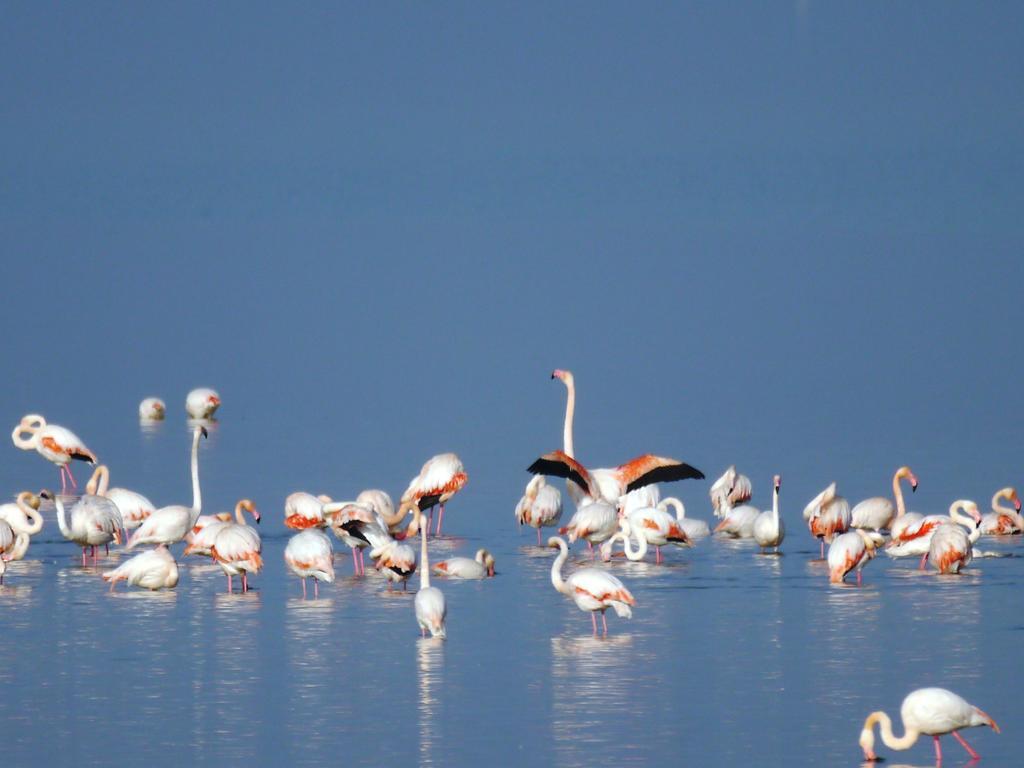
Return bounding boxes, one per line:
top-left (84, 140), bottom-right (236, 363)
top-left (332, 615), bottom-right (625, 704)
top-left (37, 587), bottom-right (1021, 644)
top-left (561, 377), bottom-right (575, 458)
top-left (15, 493), bottom-right (44, 535)
top-left (864, 711), bottom-right (919, 752)
top-left (620, 521), bottom-right (647, 561)
top-left (11, 424), bottom-right (38, 450)
top-left (87, 465), bottom-right (110, 496)
top-left (8, 532), bottom-right (30, 560)
top-left (659, 497), bottom-right (686, 520)
top-left (893, 471), bottom-right (908, 517)
top-left (53, 496), bottom-right (71, 539)
top-left (234, 501), bottom-right (254, 525)
top-left (991, 488), bottom-right (1017, 515)
top-left (549, 538), bottom-right (571, 595)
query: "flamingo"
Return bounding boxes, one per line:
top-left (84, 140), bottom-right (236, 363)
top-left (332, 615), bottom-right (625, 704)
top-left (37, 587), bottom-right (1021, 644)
top-left (138, 397), bottom-right (166, 420)
top-left (432, 549), bottom-right (495, 578)
top-left (11, 414), bottom-right (96, 493)
top-left (186, 388), bottom-right (221, 419)
top-left (851, 466), bottom-right (918, 533)
top-left (397, 453), bottom-right (468, 537)
top-left (656, 497), bottom-right (710, 540)
top-left (284, 529), bottom-right (335, 598)
top-left (0, 491), bottom-right (45, 540)
top-left (0, 521), bottom-right (30, 583)
top-left (713, 501), bottom-right (761, 539)
top-left (558, 499), bottom-right (619, 557)
top-left (528, 449), bottom-right (703, 513)
top-left (184, 500), bottom-right (255, 557)
top-left (886, 501), bottom-right (983, 569)
top-left (709, 466), bottom-right (753, 519)
top-left (548, 535), bottom-right (635, 636)
top-left (210, 500), bottom-right (262, 593)
top-left (515, 476), bottom-right (563, 546)
top-left (356, 489), bottom-right (394, 520)
top-left (284, 491), bottom-right (332, 530)
top-left (859, 687), bottom-right (1000, 763)
top-left (40, 489), bottom-right (121, 564)
top-left (413, 507), bottom-right (447, 638)
top-left (127, 425), bottom-right (206, 548)
top-left (323, 501), bottom-right (391, 576)
top-left (979, 487), bottom-right (1023, 535)
top-left (618, 503), bottom-right (692, 563)
top-left (827, 529), bottom-right (883, 585)
top-left (101, 545), bottom-right (179, 591)
top-left (86, 465), bottom-right (156, 540)
top-left (551, 369), bottom-right (676, 514)
top-left (929, 501), bottom-right (983, 574)
top-left (753, 475), bottom-right (785, 553)
top-left (371, 538), bottom-right (417, 590)
top-left (804, 482), bottom-right (851, 558)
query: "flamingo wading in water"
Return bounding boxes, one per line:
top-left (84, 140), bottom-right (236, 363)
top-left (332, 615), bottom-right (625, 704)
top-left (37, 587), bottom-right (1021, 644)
top-left (11, 414), bottom-right (96, 493)
top-left (398, 453), bottom-right (468, 537)
top-left (851, 466), bottom-right (918, 533)
top-left (548, 535), bottom-right (635, 636)
top-left (102, 545), bottom-right (179, 591)
top-left (859, 687), bottom-right (1000, 763)
top-left (752, 475), bottom-right (784, 553)
top-left (210, 500), bottom-right (262, 593)
top-left (515, 475), bottom-right (563, 546)
top-left (414, 507), bottom-right (447, 638)
top-left (979, 487), bottom-right (1023, 535)
top-left (284, 528), bottom-right (335, 598)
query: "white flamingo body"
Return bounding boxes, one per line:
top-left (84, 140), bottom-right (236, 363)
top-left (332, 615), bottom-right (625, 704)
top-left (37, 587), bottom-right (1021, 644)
top-left (887, 502), bottom-right (982, 567)
top-left (558, 499), bottom-right (619, 548)
top-left (710, 466), bottom-right (753, 519)
top-left (86, 466), bottom-right (155, 532)
top-left (433, 549), bottom-right (495, 579)
top-left (102, 546), bottom-right (179, 591)
top-left (515, 476), bottom-right (563, 545)
top-left (548, 535), bottom-right (635, 635)
top-left (928, 501), bottom-right (982, 574)
top-left (752, 476), bottom-right (784, 552)
top-left (210, 501), bottom-right (262, 592)
top-left (183, 516), bottom-right (232, 557)
top-left (714, 504), bottom-right (760, 538)
top-left (0, 522), bottom-right (30, 580)
top-left (805, 482), bottom-right (851, 556)
top-left (979, 487), bottom-right (1023, 535)
top-left (12, 414), bottom-right (96, 491)
top-left (44, 491), bottom-right (120, 562)
top-left (138, 397), bottom-right (166, 420)
top-left (127, 426), bottom-right (205, 548)
top-left (399, 452), bottom-right (468, 537)
top-left (186, 388), bottom-right (221, 419)
top-left (658, 497), bottom-right (710, 539)
top-left (852, 466), bottom-right (918, 532)
top-left (827, 529), bottom-right (881, 584)
top-left (285, 529), bottom-right (335, 597)
top-left (859, 687), bottom-right (1000, 762)
top-left (284, 491), bottom-right (330, 530)
top-left (372, 539), bottom-right (416, 589)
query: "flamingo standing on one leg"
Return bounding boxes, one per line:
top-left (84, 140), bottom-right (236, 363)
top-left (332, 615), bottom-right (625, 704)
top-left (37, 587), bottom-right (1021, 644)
top-left (284, 528), bottom-right (335, 598)
top-left (859, 687), bottom-right (1000, 763)
top-left (11, 414), bottom-right (96, 493)
top-left (398, 453), bottom-right (468, 537)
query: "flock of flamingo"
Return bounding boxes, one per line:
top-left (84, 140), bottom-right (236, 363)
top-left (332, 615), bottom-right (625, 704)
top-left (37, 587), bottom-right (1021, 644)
top-left (2, 373), bottom-right (1013, 762)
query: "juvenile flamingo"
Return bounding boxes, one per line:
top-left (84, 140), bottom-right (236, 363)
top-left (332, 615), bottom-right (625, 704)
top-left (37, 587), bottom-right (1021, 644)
top-left (11, 414), bottom-right (96, 493)
top-left (859, 687), bottom-right (1000, 762)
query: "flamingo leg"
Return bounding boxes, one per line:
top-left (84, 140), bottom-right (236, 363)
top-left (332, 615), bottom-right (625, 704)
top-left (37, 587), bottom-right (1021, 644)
top-left (314, 578), bottom-right (319, 599)
top-left (819, 539), bottom-right (824, 559)
top-left (933, 735), bottom-right (942, 763)
top-left (59, 466), bottom-right (68, 495)
top-left (436, 503), bottom-right (444, 537)
top-left (242, 572), bottom-right (248, 592)
top-left (601, 612), bottom-right (608, 636)
top-left (656, 546), bottom-right (662, 564)
top-left (67, 464), bottom-right (78, 489)
top-left (536, 527), bottom-right (542, 546)
top-left (82, 547), bottom-right (88, 566)
top-left (857, 570), bottom-right (862, 586)
top-left (351, 547), bottom-right (359, 575)
top-left (952, 730), bottom-right (980, 760)
top-left (427, 508), bottom-right (434, 537)
top-left (919, 553), bottom-right (928, 570)
top-left (227, 574), bottom-right (233, 593)
top-left (591, 612), bottom-right (598, 635)
top-left (301, 577), bottom-right (307, 598)
top-left (105, 543), bottom-right (109, 556)
top-left (359, 548), bottom-right (366, 576)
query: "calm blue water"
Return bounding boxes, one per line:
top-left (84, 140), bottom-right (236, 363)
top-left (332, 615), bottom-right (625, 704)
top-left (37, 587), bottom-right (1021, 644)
top-left (1, 416), bottom-right (1020, 767)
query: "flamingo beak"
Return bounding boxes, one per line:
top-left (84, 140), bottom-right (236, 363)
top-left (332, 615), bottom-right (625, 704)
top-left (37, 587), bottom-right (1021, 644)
top-left (1014, 496), bottom-right (1022, 513)
top-left (862, 748), bottom-right (878, 761)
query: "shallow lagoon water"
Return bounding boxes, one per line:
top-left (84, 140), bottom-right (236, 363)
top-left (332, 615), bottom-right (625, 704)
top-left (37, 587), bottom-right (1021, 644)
top-left (1, 419), bottom-right (1022, 768)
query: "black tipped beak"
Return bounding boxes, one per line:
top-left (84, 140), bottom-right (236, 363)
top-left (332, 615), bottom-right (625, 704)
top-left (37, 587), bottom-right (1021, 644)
top-left (911, 484), bottom-right (917, 493)
top-left (200, 426), bottom-right (209, 438)
top-left (550, 373), bottom-right (556, 379)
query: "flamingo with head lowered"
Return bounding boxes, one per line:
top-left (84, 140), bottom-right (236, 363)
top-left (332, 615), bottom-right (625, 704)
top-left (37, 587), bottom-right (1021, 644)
top-left (397, 453), bottom-right (468, 537)
top-left (804, 482), bottom-right (851, 558)
top-left (12, 414), bottom-right (96, 493)
top-left (859, 687), bottom-right (999, 763)
top-left (515, 476), bottom-right (563, 546)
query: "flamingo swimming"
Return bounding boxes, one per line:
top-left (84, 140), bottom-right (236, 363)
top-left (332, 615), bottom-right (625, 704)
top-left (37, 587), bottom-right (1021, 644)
top-left (210, 500), bottom-right (262, 593)
top-left (186, 388), bottom-right (221, 419)
top-left (979, 487), bottom-right (1023, 535)
top-left (851, 466), bottom-right (918, 533)
top-left (752, 475), bottom-right (785, 553)
top-left (548, 535), bottom-right (635, 636)
top-left (413, 507), bottom-right (447, 638)
top-left (138, 397), bottom-right (166, 420)
top-left (284, 528), bottom-right (335, 598)
top-left (0, 492), bottom-right (44, 541)
top-left (397, 453), bottom-right (468, 537)
top-left (41, 489), bottom-right (121, 564)
top-left (102, 545), bottom-right (179, 591)
top-left (127, 425), bottom-right (206, 548)
top-left (827, 529), bottom-right (883, 585)
top-left (11, 414), bottom-right (96, 493)
top-left (709, 466), bottom-right (753, 519)
top-left (804, 482), bottom-right (851, 558)
top-left (859, 687), bottom-right (1000, 763)
top-left (284, 491), bottom-right (332, 530)
top-left (432, 549), bottom-right (495, 578)
top-left (515, 476), bottom-right (563, 546)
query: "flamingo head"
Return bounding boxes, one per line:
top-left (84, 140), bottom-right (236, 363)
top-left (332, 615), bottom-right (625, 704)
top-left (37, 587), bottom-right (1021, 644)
top-left (550, 369), bottom-right (574, 386)
top-left (897, 466), bottom-right (919, 492)
top-left (1011, 489), bottom-right (1022, 513)
top-left (238, 499), bottom-right (260, 524)
top-left (38, 489), bottom-right (54, 502)
top-left (485, 554), bottom-right (496, 576)
top-left (965, 501), bottom-right (982, 527)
